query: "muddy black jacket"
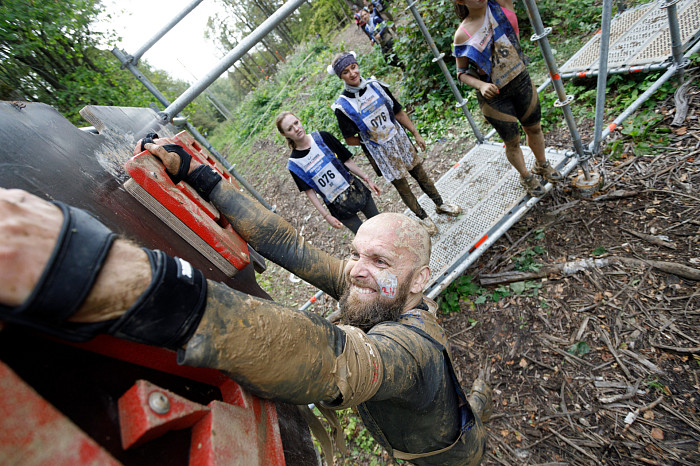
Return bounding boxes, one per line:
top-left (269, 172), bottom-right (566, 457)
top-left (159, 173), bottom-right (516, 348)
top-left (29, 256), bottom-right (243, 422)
top-left (196, 181), bottom-right (485, 465)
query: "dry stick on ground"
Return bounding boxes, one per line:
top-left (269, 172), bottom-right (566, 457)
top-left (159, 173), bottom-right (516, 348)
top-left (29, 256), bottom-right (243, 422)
top-left (622, 395), bottom-right (664, 433)
top-left (598, 324), bottom-right (634, 381)
top-left (546, 427), bottom-right (600, 463)
top-left (658, 403), bottom-right (700, 436)
top-left (479, 255), bottom-right (700, 286)
top-left (650, 341), bottom-right (700, 354)
top-left (621, 228), bottom-right (677, 249)
top-left (639, 151), bottom-right (699, 180)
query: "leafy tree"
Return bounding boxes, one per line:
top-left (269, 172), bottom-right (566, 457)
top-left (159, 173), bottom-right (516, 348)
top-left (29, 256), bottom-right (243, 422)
top-left (0, 0), bottom-right (220, 132)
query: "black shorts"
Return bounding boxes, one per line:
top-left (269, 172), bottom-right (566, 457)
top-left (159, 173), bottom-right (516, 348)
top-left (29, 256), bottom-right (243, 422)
top-left (476, 70), bottom-right (541, 143)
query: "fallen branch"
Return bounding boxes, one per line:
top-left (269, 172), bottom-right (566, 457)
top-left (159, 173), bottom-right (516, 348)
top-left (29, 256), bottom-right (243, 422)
top-left (671, 77), bottom-right (693, 126)
top-left (619, 349), bottom-right (664, 374)
top-left (621, 228), bottom-right (677, 250)
top-left (622, 395), bottom-right (664, 433)
top-left (650, 342), bottom-right (700, 354)
top-left (479, 256), bottom-right (700, 286)
top-left (547, 428), bottom-right (600, 463)
top-left (591, 189), bottom-right (641, 202)
top-left (615, 257), bottom-right (700, 281)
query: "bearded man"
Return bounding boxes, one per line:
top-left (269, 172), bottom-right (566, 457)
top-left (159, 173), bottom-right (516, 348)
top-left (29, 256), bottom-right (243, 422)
top-left (0, 140), bottom-right (491, 465)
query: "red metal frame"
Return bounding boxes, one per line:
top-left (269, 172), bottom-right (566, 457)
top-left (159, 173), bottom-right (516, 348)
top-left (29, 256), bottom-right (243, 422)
top-left (124, 152), bottom-right (250, 272)
top-left (0, 361), bottom-right (122, 465)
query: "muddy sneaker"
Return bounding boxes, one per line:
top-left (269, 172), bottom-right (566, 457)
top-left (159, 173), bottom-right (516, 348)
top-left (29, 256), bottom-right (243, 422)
top-left (435, 203), bottom-right (462, 217)
top-left (467, 378), bottom-right (493, 423)
top-left (532, 160), bottom-right (563, 183)
top-left (520, 174), bottom-right (546, 197)
top-left (420, 217), bottom-right (439, 236)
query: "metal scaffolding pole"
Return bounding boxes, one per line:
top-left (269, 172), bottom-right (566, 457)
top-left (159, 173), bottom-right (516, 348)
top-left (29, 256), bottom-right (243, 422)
top-left (592, 0), bottom-right (614, 156)
top-left (162, 0), bottom-right (306, 121)
top-left (521, 0), bottom-right (591, 178)
top-left (662, 0), bottom-right (686, 69)
top-left (127, 0), bottom-right (205, 66)
top-left (561, 62), bottom-right (673, 80)
top-left (112, 49), bottom-right (274, 211)
top-left (596, 38), bottom-right (700, 144)
top-left (404, 0), bottom-right (484, 143)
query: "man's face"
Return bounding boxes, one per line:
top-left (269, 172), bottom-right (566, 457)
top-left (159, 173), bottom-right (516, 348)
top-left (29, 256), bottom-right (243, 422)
top-left (340, 219), bottom-right (418, 332)
top-left (360, 10), bottom-right (369, 23)
top-left (340, 62), bottom-right (362, 87)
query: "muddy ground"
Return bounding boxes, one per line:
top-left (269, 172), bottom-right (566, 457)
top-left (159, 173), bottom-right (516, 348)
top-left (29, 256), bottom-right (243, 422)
top-left (235, 24), bottom-right (699, 466)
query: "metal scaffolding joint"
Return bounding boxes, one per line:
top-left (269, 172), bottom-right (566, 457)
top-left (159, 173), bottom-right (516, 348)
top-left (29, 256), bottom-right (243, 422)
top-left (455, 100), bottom-right (468, 108)
top-left (432, 53), bottom-right (446, 63)
top-left (405, 1), bottom-right (420, 11)
top-left (659, 0), bottom-right (682, 8)
top-left (677, 57), bottom-right (691, 69)
top-left (553, 95), bottom-right (575, 107)
top-left (576, 147), bottom-right (594, 163)
top-left (530, 27), bottom-right (552, 42)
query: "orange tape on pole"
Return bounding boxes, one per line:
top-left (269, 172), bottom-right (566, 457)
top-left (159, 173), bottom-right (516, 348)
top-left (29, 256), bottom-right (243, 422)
top-left (469, 235), bottom-right (488, 253)
top-left (609, 122), bottom-right (618, 131)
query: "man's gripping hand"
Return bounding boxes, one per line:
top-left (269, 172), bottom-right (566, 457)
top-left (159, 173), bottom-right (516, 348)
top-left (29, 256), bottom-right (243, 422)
top-left (134, 136), bottom-right (221, 202)
top-left (134, 136), bottom-right (202, 179)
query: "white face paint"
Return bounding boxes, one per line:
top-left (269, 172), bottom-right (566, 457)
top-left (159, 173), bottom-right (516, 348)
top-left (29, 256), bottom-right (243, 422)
top-left (376, 271), bottom-right (398, 299)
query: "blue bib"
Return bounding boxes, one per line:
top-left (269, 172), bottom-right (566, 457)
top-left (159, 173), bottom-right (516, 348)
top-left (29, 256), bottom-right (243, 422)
top-left (287, 131), bottom-right (351, 203)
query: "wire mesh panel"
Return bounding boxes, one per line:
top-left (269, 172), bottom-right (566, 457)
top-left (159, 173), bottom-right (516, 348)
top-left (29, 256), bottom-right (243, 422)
top-left (560, 0), bottom-right (700, 73)
top-left (634, 0), bottom-right (700, 62)
top-left (406, 142), bottom-right (568, 292)
top-left (561, 2), bottom-right (653, 72)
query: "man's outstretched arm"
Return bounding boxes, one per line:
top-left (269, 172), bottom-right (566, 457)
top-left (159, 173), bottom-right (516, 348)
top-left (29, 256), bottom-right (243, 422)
top-left (140, 140), bottom-right (347, 300)
top-left (0, 188), bottom-right (382, 407)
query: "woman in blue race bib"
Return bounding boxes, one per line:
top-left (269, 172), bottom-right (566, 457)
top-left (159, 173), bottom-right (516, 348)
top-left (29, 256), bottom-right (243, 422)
top-left (276, 111), bottom-right (382, 234)
top-left (331, 52), bottom-right (462, 236)
top-left (452, 0), bottom-right (563, 197)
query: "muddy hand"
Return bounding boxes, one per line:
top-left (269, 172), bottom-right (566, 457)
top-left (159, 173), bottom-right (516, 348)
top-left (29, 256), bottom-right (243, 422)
top-left (479, 83), bottom-right (499, 99)
top-left (142, 141), bottom-right (201, 178)
top-left (368, 180), bottom-right (381, 196)
top-left (326, 214), bottom-right (344, 229)
top-left (0, 188), bottom-right (63, 307)
top-left (414, 134), bottom-right (427, 152)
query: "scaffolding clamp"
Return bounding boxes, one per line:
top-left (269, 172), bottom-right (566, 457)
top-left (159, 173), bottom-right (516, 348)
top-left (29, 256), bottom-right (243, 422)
top-left (455, 100), bottom-right (468, 108)
top-left (404, 0), bottom-right (420, 11)
top-left (575, 147), bottom-right (593, 163)
top-left (530, 27), bottom-right (552, 42)
top-left (553, 95), bottom-right (575, 108)
top-left (659, 0), bottom-right (681, 9)
top-left (432, 53), bottom-right (446, 63)
top-left (677, 57), bottom-right (691, 70)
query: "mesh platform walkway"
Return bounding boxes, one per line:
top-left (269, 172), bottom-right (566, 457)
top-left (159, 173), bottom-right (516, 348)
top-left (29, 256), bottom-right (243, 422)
top-left (407, 142), bottom-right (578, 298)
top-left (561, 0), bottom-right (700, 73)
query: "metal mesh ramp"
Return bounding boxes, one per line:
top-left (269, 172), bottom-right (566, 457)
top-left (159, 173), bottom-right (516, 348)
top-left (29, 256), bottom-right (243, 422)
top-left (405, 141), bottom-right (571, 297)
top-left (560, 0), bottom-right (700, 73)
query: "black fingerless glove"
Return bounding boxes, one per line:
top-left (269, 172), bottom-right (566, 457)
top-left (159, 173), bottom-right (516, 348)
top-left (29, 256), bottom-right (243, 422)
top-left (0, 202), bottom-right (208, 350)
top-left (185, 165), bottom-right (222, 202)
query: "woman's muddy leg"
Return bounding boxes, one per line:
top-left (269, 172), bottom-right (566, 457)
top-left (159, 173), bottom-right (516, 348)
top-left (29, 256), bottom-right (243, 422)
top-left (391, 177), bottom-right (427, 219)
top-left (409, 163), bottom-right (443, 207)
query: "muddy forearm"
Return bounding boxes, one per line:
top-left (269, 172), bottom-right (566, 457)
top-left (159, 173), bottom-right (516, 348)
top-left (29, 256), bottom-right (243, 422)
top-left (209, 182), bottom-right (346, 299)
top-left (179, 280), bottom-right (345, 404)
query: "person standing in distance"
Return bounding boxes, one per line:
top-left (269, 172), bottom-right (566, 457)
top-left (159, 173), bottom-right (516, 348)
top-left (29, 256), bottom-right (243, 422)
top-left (452, 0), bottom-right (563, 196)
top-left (330, 52), bottom-right (461, 236)
top-left (276, 111), bottom-right (381, 234)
